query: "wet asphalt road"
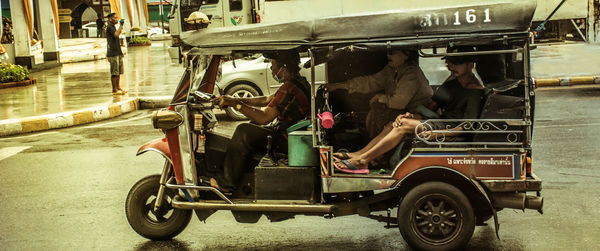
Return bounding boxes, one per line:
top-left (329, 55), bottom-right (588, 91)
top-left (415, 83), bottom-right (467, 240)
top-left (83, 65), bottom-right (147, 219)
top-left (1, 86), bottom-right (600, 250)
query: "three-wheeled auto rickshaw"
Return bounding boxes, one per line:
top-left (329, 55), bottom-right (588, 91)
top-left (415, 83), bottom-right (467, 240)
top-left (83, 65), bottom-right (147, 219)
top-left (126, 0), bottom-right (543, 249)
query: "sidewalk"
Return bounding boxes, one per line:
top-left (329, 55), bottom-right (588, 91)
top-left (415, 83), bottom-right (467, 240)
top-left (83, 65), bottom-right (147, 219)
top-left (0, 40), bottom-right (183, 136)
top-left (530, 42), bottom-right (600, 87)
top-left (1, 40), bottom-right (599, 136)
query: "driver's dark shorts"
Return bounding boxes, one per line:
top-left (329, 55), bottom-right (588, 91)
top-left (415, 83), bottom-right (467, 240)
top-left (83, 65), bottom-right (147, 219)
top-left (107, 55), bottom-right (123, 75)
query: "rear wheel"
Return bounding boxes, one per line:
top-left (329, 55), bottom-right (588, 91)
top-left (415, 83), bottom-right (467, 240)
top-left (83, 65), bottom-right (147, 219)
top-left (125, 175), bottom-right (192, 240)
top-left (225, 83), bottom-right (260, 120)
top-left (398, 182), bottom-right (475, 251)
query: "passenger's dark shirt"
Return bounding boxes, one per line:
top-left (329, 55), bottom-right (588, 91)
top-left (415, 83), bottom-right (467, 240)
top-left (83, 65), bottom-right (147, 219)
top-left (434, 78), bottom-right (486, 120)
top-left (106, 24), bottom-right (122, 57)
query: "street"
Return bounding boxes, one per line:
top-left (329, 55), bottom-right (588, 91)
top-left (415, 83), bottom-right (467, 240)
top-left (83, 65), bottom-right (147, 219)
top-left (1, 86), bottom-right (599, 250)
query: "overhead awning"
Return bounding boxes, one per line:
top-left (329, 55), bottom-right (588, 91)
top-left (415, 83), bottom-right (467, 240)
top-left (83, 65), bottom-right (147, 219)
top-left (182, 0), bottom-right (536, 52)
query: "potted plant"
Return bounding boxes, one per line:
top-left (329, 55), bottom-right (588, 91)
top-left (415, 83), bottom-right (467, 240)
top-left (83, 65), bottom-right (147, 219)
top-left (0, 63), bottom-right (36, 88)
top-left (128, 36), bottom-right (151, 46)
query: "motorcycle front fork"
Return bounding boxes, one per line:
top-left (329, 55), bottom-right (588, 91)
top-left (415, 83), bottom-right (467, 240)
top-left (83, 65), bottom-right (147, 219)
top-left (154, 160), bottom-right (172, 212)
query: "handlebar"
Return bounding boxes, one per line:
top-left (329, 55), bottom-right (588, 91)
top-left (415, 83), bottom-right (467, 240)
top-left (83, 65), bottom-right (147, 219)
top-left (190, 91), bottom-right (215, 102)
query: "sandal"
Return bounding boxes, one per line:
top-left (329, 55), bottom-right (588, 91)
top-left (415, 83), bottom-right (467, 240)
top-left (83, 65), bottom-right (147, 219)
top-left (112, 90), bottom-right (125, 95)
top-left (333, 158), bottom-right (370, 174)
top-left (118, 88), bottom-right (128, 94)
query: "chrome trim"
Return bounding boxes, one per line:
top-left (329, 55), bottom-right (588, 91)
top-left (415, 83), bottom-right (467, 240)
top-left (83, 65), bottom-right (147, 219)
top-left (308, 49), bottom-right (318, 147)
top-left (419, 48), bottom-right (522, 58)
top-left (172, 200), bottom-right (334, 213)
top-left (322, 177), bottom-right (397, 193)
top-left (523, 43), bottom-right (533, 149)
top-left (415, 119), bottom-right (527, 146)
top-left (154, 161), bottom-right (172, 211)
top-left (165, 179), bottom-right (233, 204)
top-left (395, 166), bottom-right (471, 187)
top-left (136, 148), bottom-right (173, 164)
top-left (410, 147), bottom-right (526, 152)
top-left (174, 105), bottom-right (197, 185)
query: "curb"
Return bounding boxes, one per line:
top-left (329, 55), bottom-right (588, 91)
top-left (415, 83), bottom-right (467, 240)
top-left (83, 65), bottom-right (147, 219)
top-left (535, 75), bottom-right (600, 88)
top-left (0, 99), bottom-right (140, 137)
top-left (0, 79), bottom-right (37, 89)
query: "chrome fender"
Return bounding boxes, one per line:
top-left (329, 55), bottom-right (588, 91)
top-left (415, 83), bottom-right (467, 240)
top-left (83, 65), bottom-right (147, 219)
top-left (137, 138), bottom-right (172, 164)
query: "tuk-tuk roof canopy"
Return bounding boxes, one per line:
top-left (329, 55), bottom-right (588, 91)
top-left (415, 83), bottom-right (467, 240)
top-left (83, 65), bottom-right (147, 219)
top-left (182, 0), bottom-right (536, 54)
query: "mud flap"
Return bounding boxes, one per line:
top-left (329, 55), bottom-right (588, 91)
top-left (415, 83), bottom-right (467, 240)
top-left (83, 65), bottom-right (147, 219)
top-left (194, 209), bottom-right (216, 222)
top-left (469, 178), bottom-right (500, 239)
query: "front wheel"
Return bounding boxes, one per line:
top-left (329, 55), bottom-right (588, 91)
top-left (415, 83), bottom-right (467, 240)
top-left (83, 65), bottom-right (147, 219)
top-left (398, 182), bottom-right (475, 251)
top-left (125, 175), bottom-right (192, 240)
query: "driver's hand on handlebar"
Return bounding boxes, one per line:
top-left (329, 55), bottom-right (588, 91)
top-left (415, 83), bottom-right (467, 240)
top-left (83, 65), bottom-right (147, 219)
top-left (211, 95), bottom-right (236, 108)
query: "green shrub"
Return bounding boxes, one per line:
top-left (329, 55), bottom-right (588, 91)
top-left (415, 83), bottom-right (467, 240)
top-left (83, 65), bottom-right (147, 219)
top-left (128, 36), bottom-right (150, 45)
top-left (0, 63), bottom-right (29, 83)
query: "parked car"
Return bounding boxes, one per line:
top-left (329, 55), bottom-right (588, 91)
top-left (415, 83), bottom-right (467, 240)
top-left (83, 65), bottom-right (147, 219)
top-left (217, 55), bottom-right (326, 120)
top-left (82, 23), bottom-right (97, 37)
top-left (148, 27), bottom-right (169, 37)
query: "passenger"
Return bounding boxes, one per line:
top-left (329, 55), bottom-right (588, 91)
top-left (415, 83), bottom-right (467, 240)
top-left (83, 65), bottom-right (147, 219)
top-left (335, 46), bottom-right (486, 171)
top-left (210, 51), bottom-right (310, 192)
top-left (324, 50), bottom-right (433, 138)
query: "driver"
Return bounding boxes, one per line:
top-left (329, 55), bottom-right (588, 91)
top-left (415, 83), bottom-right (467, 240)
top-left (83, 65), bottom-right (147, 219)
top-left (210, 51), bottom-right (310, 192)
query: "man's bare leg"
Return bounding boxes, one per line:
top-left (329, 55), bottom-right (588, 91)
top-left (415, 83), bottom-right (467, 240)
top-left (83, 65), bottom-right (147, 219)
top-left (334, 122), bottom-right (394, 160)
top-left (111, 76), bottom-right (118, 92)
top-left (340, 119), bottom-right (421, 168)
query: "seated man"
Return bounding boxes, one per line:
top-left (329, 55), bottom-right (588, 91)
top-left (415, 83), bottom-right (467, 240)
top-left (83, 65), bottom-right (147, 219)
top-left (325, 50), bottom-right (433, 138)
top-left (210, 51), bottom-right (310, 192)
top-left (335, 46), bottom-right (487, 172)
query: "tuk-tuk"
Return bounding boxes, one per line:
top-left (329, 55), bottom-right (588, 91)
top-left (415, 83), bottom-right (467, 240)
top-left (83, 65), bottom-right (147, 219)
top-left (126, 0), bottom-right (542, 249)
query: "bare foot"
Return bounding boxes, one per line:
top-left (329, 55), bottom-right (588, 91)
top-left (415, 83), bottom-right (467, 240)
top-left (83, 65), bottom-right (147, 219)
top-left (333, 152), bottom-right (358, 159)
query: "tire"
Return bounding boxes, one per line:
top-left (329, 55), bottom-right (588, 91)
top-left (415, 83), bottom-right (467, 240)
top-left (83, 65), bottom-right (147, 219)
top-left (125, 175), bottom-right (192, 240)
top-left (398, 182), bottom-right (475, 251)
top-left (225, 83), bottom-right (260, 120)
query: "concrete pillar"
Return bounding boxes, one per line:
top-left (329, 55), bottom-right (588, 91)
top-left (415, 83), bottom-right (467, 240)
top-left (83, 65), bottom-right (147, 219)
top-left (119, 0), bottom-right (132, 37)
top-left (138, 0), bottom-right (147, 33)
top-left (592, 0), bottom-right (600, 43)
top-left (9, 0), bottom-right (34, 68)
top-left (36, 0), bottom-right (60, 62)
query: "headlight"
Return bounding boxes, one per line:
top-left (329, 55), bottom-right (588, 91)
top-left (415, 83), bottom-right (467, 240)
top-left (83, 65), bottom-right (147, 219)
top-left (151, 109), bottom-right (184, 130)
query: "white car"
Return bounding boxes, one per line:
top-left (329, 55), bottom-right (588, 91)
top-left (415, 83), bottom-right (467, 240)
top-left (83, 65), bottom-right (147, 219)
top-left (148, 27), bottom-right (169, 38)
top-left (82, 23), bottom-right (97, 37)
top-left (218, 55), bottom-right (325, 120)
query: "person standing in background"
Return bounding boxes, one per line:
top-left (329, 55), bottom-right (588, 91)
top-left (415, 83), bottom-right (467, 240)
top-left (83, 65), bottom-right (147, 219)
top-left (96, 17), bottom-right (105, 38)
top-left (106, 13), bottom-right (127, 95)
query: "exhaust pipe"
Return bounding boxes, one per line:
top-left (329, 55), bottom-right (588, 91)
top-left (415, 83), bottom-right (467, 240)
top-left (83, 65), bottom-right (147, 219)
top-left (492, 192), bottom-right (543, 214)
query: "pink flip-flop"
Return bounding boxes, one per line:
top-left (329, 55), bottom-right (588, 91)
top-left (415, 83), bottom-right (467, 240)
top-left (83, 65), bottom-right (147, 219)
top-left (333, 159), bottom-right (370, 174)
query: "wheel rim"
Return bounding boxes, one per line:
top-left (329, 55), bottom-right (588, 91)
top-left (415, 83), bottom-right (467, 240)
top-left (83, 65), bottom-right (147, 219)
top-left (410, 194), bottom-right (463, 245)
top-left (230, 89), bottom-right (255, 117)
top-left (142, 194), bottom-right (176, 224)
top-left (231, 89), bottom-right (255, 99)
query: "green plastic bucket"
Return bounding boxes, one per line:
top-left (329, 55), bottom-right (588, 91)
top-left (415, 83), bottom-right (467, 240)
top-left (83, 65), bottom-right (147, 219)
top-left (288, 130), bottom-right (319, 167)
